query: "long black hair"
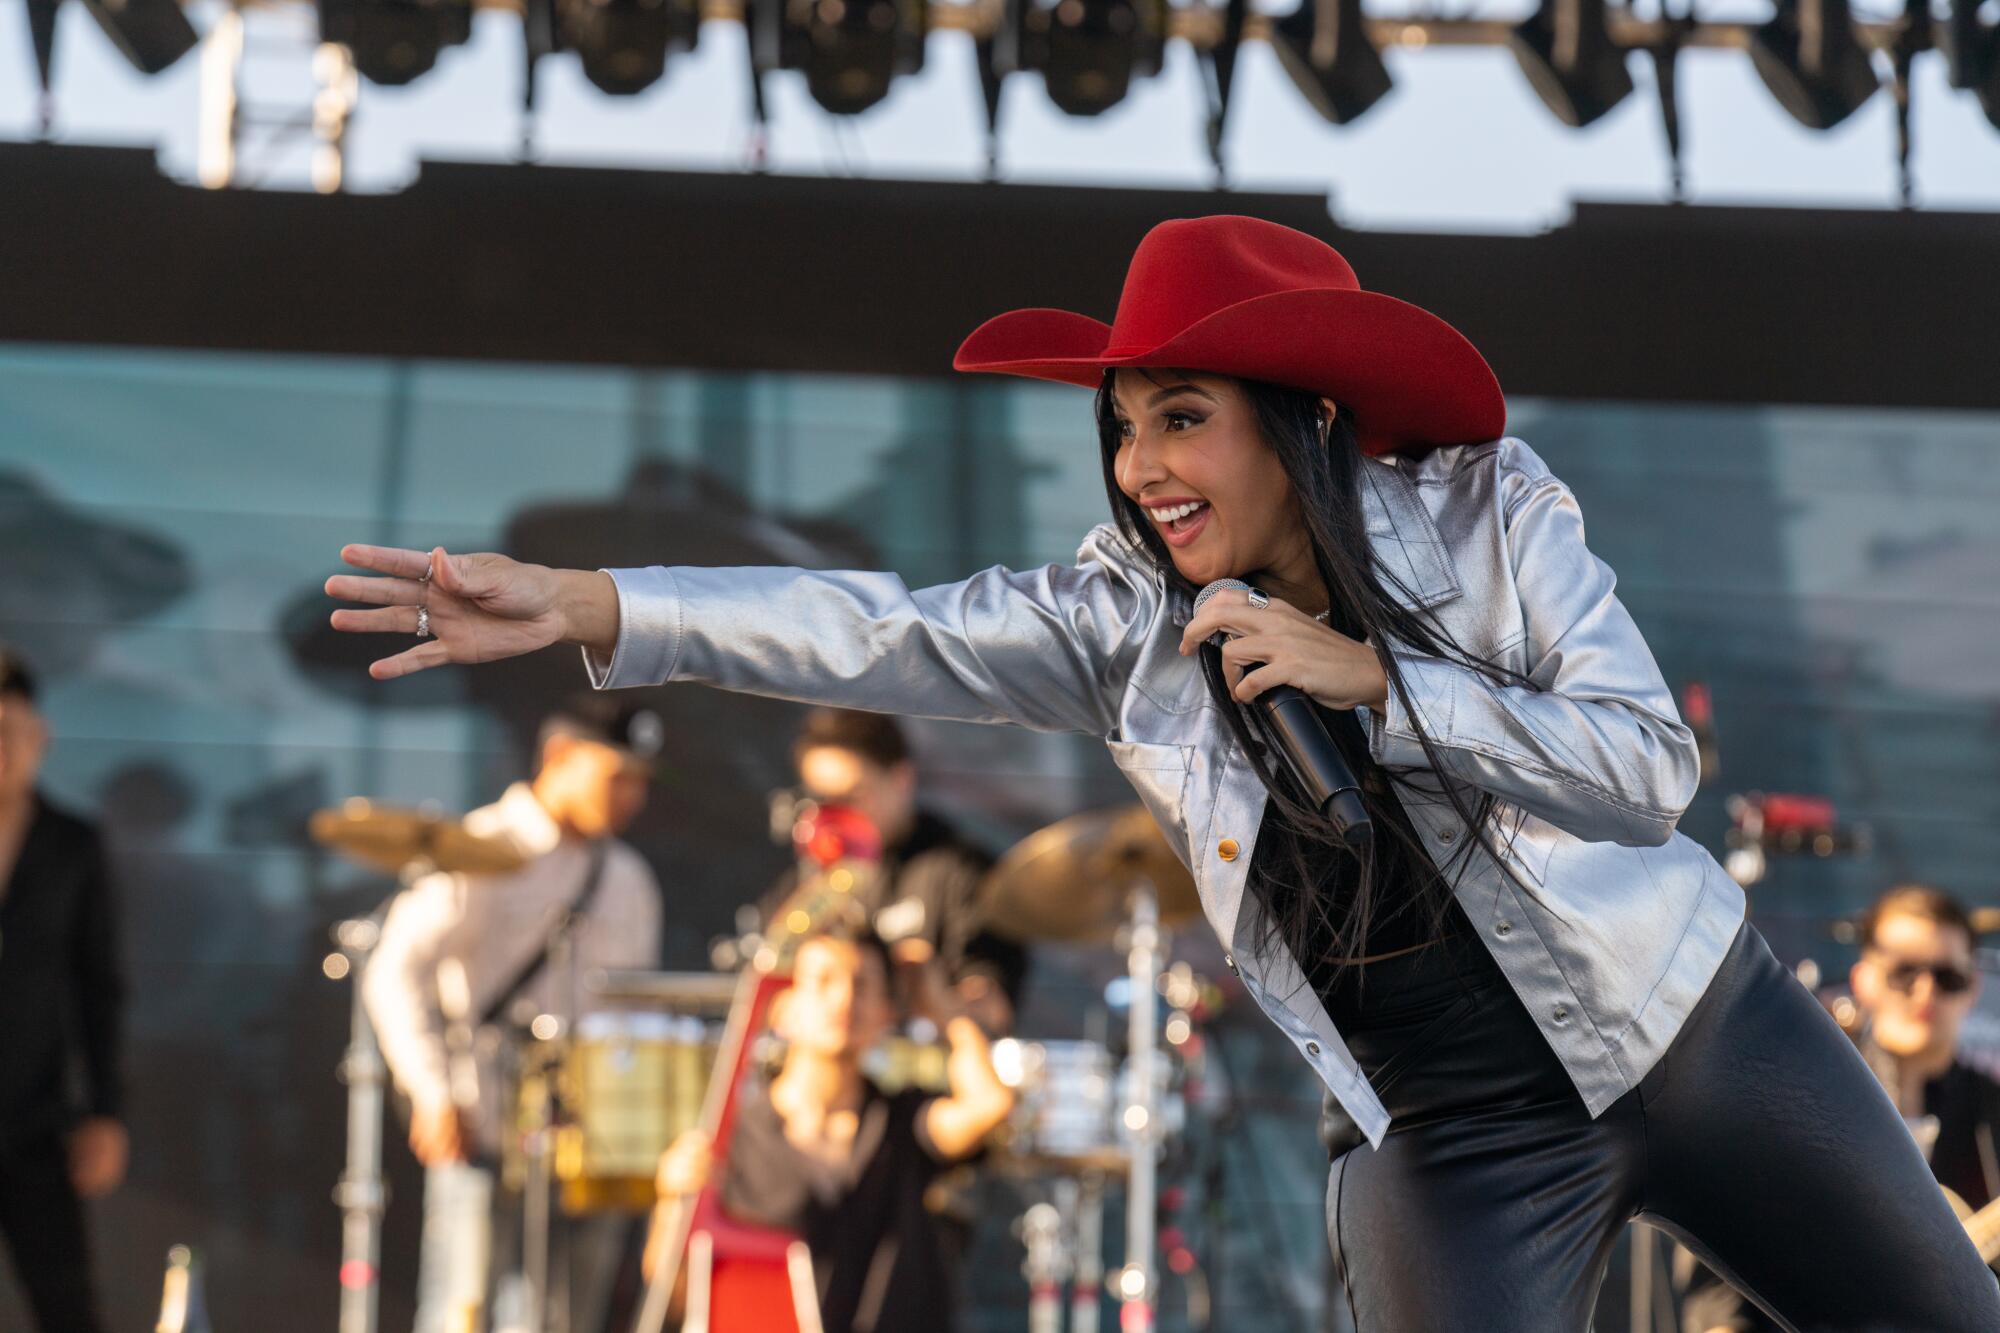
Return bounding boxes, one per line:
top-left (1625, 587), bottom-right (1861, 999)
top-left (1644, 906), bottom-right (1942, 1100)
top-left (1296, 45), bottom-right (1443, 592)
top-left (1095, 367), bottom-right (1531, 979)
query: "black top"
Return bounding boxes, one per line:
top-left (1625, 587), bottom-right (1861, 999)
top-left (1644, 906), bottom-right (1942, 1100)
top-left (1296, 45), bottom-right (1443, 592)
top-left (1925, 1061), bottom-right (2000, 1211)
top-left (719, 1076), bottom-right (962, 1333)
top-left (763, 808), bottom-right (1026, 1005)
top-left (1245, 703), bottom-right (1471, 1024)
top-left (1858, 1039), bottom-right (2000, 1211)
top-left (0, 795), bottom-right (125, 1139)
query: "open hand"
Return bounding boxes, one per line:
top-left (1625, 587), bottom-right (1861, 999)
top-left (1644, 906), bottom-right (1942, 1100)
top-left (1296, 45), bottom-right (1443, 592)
top-left (1179, 588), bottom-right (1389, 711)
top-left (325, 545), bottom-right (608, 680)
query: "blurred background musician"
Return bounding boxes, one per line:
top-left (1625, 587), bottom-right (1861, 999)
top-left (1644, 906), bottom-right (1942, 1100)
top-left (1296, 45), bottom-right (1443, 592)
top-left (363, 695), bottom-right (665, 1333)
top-left (765, 708), bottom-right (1023, 1037)
top-left (1681, 883), bottom-right (2000, 1332)
top-left (644, 925), bottom-right (1013, 1333)
top-left (0, 645), bottom-right (127, 1333)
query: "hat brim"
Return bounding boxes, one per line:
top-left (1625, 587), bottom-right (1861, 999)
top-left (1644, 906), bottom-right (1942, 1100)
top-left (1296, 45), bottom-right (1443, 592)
top-left (952, 288), bottom-right (1504, 456)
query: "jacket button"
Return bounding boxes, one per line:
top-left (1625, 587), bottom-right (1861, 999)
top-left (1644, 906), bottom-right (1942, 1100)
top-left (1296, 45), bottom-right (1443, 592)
top-left (1224, 954), bottom-right (1238, 974)
top-left (1495, 921), bottom-right (1511, 936)
top-left (1552, 1005), bottom-right (1568, 1023)
top-left (1306, 1041), bottom-right (1321, 1057)
top-left (1438, 827), bottom-right (1456, 844)
top-left (1217, 838), bottom-right (1240, 861)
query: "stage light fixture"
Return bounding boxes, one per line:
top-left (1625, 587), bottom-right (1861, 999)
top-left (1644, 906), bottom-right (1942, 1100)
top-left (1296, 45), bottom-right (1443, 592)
top-left (1941, 0), bottom-right (2000, 129)
top-left (993, 0), bottom-right (1169, 118)
top-left (549, 0), bottom-right (700, 95)
top-left (1509, 0), bottom-right (1634, 128)
top-left (318, 0), bottom-right (472, 86)
top-left (24, 0), bottom-right (57, 132)
top-left (79, 0), bottom-right (199, 75)
top-left (1268, 0), bottom-right (1393, 125)
top-left (749, 0), bottom-right (928, 116)
top-left (1748, 0), bottom-right (1879, 130)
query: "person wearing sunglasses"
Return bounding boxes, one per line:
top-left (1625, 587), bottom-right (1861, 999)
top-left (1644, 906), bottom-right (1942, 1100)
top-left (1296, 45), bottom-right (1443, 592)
top-left (1682, 885), bottom-right (2000, 1332)
top-left (1848, 884), bottom-right (1999, 1210)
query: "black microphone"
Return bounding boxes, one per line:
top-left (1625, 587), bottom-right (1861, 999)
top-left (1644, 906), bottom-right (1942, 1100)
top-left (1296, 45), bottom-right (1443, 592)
top-left (1194, 578), bottom-right (1372, 846)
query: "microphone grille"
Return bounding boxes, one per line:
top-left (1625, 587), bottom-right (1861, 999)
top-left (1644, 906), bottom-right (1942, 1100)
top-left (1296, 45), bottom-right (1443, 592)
top-left (1192, 578), bottom-right (1251, 617)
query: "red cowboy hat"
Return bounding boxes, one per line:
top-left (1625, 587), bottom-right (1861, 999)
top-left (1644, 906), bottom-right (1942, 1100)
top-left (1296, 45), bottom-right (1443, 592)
top-left (952, 215), bottom-right (1505, 456)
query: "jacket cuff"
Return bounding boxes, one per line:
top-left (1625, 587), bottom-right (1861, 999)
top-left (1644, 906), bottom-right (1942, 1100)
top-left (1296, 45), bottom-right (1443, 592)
top-left (1370, 651), bottom-right (1460, 769)
top-left (582, 566), bottom-right (684, 690)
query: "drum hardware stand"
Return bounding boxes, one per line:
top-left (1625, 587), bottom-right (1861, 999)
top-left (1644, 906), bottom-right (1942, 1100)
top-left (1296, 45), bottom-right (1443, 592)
top-left (328, 906), bottom-right (391, 1333)
top-left (1020, 1202), bottom-right (1067, 1333)
top-left (1049, 1171), bottom-right (1105, 1333)
top-left (511, 903), bottom-right (588, 1333)
top-left (1115, 880), bottom-right (1163, 1332)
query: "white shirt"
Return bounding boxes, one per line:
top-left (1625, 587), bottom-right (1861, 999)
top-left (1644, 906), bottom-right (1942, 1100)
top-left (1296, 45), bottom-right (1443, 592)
top-left (362, 783), bottom-right (662, 1135)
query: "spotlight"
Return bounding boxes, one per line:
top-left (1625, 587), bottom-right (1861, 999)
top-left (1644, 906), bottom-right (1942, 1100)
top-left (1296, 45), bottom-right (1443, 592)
top-left (318, 0), bottom-right (472, 86)
top-left (749, 0), bottom-right (928, 116)
top-left (1509, 0), bottom-right (1634, 128)
top-left (994, 0), bottom-right (1169, 118)
top-left (79, 0), bottom-right (199, 75)
top-left (1941, 0), bottom-right (2000, 129)
top-left (1269, 0), bottom-right (1392, 125)
top-left (552, 0), bottom-right (700, 95)
top-left (1748, 0), bottom-right (1879, 130)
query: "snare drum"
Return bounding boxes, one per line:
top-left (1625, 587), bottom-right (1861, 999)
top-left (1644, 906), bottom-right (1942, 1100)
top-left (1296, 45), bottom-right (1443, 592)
top-left (554, 1012), bottom-right (716, 1213)
top-left (999, 1039), bottom-right (1121, 1172)
top-left (995, 1039), bottom-right (1186, 1175)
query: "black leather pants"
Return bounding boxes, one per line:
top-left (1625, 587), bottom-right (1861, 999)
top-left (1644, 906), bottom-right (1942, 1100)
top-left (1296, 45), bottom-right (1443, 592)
top-left (1319, 922), bottom-right (2000, 1332)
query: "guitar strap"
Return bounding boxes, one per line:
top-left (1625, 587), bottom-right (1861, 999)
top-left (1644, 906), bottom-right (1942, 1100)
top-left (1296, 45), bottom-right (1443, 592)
top-left (477, 839), bottom-right (611, 1031)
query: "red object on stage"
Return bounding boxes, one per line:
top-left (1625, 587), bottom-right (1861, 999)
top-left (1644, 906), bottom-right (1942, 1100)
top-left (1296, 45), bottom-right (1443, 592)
top-left (1757, 794), bottom-right (1837, 833)
top-left (681, 968), bottom-right (808, 1330)
top-left (794, 802), bottom-right (882, 867)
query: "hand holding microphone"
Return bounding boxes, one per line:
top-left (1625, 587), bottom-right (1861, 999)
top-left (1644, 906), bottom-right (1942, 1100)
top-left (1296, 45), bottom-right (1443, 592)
top-left (1183, 579), bottom-right (1380, 845)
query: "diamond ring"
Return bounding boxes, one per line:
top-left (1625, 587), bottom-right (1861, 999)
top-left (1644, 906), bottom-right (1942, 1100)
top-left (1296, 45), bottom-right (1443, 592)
top-left (415, 606), bottom-right (432, 639)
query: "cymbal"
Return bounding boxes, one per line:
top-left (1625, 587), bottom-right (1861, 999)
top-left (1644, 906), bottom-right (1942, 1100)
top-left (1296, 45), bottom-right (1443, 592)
top-left (310, 799), bottom-right (529, 876)
top-left (978, 806), bottom-right (1200, 944)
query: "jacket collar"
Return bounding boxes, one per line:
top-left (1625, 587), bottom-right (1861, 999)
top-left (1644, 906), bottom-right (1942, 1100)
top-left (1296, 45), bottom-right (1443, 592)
top-left (1164, 454), bottom-right (1461, 626)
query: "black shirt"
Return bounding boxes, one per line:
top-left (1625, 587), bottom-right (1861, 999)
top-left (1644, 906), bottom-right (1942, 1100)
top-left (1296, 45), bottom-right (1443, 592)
top-left (719, 1076), bottom-right (961, 1333)
top-left (1245, 704), bottom-right (1471, 1023)
top-left (0, 795), bottom-right (125, 1140)
top-left (1858, 1041), bottom-right (2000, 1211)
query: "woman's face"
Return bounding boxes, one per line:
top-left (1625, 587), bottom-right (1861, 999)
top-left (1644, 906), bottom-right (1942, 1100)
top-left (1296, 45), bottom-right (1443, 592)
top-left (1109, 370), bottom-right (1318, 593)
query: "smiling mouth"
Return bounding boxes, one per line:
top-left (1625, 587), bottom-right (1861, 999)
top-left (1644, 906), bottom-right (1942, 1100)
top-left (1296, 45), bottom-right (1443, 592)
top-left (1146, 499), bottom-right (1210, 539)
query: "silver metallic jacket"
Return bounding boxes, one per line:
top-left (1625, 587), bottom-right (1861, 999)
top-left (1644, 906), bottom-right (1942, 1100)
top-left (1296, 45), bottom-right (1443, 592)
top-left (586, 436), bottom-right (1747, 1144)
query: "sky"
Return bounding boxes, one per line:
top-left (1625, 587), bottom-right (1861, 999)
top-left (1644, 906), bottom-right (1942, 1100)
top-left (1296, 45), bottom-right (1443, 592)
top-left (4, 0), bottom-right (2000, 231)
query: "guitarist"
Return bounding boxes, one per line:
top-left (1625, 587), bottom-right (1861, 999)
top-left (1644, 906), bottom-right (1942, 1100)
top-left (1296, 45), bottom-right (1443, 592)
top-left (363, 696), bottom-right (665, 1333)
top-left (643, 925), bottom-right (1014, 1333)
top-left (1682, 884), bottom-right (2000, 1332)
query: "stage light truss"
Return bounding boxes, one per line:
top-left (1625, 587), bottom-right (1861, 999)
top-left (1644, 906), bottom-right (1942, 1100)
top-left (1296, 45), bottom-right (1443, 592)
top-left (24, 0), bottom-right (2000, 191)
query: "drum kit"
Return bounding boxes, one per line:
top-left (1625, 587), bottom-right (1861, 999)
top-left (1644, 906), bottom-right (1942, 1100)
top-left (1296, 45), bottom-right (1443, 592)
top-left (314, 797), bottom-right (1215, 1333)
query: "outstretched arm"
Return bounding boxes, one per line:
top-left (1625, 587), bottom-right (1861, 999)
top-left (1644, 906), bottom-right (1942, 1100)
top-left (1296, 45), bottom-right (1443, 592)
top-left (328, 529), bottom-right (1163, 737)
